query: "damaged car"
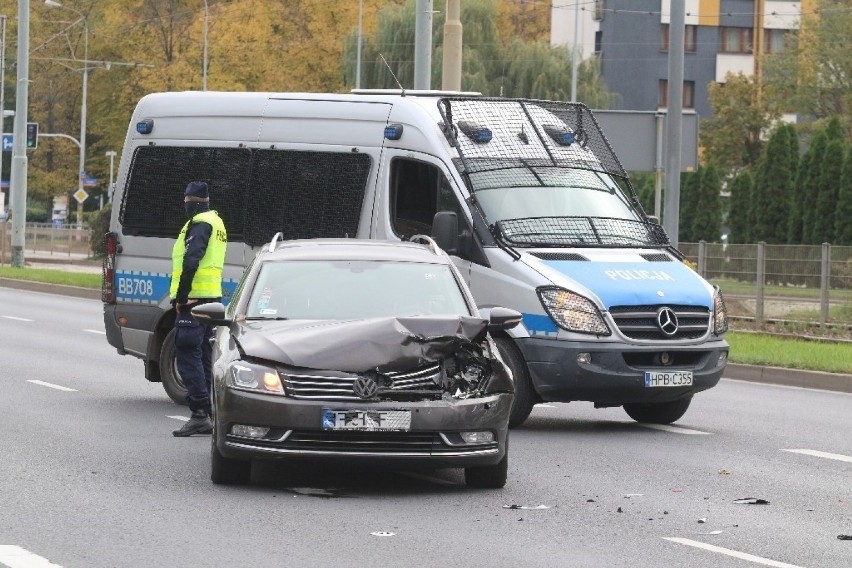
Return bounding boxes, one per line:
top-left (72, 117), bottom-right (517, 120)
top-left (193, 236), bottom-right (520, 488)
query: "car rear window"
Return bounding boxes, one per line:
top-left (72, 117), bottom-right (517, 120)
top-left (245, 260), bottom-right (471, 320)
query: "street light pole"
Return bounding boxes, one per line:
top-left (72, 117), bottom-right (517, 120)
top-left (10, 0), bottom-right (31, 268)
top-left (0, 13), bottom-right (7, 211)
top-left (202, 0), bottom-right (208, 90)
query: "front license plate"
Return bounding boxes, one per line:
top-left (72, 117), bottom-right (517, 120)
top-left (321, 409), bottom-right (412, 431)
top-left (644, 371), bottom-right (693, 387)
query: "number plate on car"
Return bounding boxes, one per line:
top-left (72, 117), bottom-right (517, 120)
top-left (321, 409), bottom-right (412, 431)
top-left (644, 371), bottom-right (693, 387)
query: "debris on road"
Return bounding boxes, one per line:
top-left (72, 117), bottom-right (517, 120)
top-left (697, 518), bottom-right (707, 524)
top-left (838, 535), bottom-right (852, 541)
top-left (733, 498), bottom-right (770, 505)
top-left (719, 469), bottom-right (732, 475)
top-left (503, 504), bottom-right (550, 510)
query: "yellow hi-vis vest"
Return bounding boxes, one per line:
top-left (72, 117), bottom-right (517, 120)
top-left (169, 210), bottom-right (227, 299)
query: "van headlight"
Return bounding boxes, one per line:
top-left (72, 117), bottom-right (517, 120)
top-left (713, 287), bottom-right (729, 335)
top-left (537, 287), bottom-right (611, 336)
top-left (227, 361), bottom-right (284, 395)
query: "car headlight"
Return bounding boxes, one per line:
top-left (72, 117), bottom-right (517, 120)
top-left (713, 287), bottom-right (728, 335)
top-left (227, 361), bottom-right (284, 395)
top-left (537, 287), bottom-right (611, 336)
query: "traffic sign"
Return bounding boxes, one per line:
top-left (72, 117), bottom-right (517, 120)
top-left (73, 188), bottom-right (89, 204)
top-left (2, 135), bottom-right (12, 152)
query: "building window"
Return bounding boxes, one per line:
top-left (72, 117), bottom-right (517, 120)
top-left (661, 24), bottom-right (697, 52)
top-left (659, 80), bottom-right (695, 109)
top-left (594, 30), bottom-right (602, 54)
top-left (720, 27), bottom-right (753, 53)
top-left (765, 29), bottom-right (789, 53)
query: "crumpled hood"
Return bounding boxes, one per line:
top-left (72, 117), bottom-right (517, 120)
top-left (234, 315), bottom-right (488, 373)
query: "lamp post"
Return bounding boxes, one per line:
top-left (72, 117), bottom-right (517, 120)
top-left (0, 14), bottom-right (8, 212)
top-left (202, 0), bottom-right (208, 90)
top-left (10, 0), bottom-right (32, 267)
top-left (105, 149), bottom-right (116, 204)
top-left (44, 0), bottom-right (88, 229)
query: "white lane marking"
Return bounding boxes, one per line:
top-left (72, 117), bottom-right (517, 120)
top-left (167, 416), bottom-right (189, 422)
top-left (27, 380), bottom-right (77, 392)
top-left (636, 423), bottom-right (711, 435)
top-left (535, 404), bottom-right (556, 409)
top-left (781, 449), bottom-right (852, 464)
top-left (2, 316), bottom-right (33, 322)
top-left (0, 545), bottom-right (63, 567)
top-left (664, 538), bottom-right (804, 568)
top-left (722, 378), bottom-right (852, 397)
top-left (82, 329), bottom-right (106, 335)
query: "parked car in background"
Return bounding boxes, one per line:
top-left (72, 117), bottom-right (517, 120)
top-left (194, 236), bottom-right (520, 488)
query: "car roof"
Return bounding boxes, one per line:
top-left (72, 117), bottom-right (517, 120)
top-left (261, 238), bottom-right (452, 264)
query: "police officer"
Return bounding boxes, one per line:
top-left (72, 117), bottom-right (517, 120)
top-left (170, 181), bottom-right (227, 437)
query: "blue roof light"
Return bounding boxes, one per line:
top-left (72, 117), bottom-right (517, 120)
top-left (384, 123), bottom-right (404, 140)
top-left (543, 124), bottom-right (575, 146)
top-left (457, 121), bottom-right (492, 144)
top-left (136, 119), bottom-right (154, 134)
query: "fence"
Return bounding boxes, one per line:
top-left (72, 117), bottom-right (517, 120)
top-left (680, 241), bottom-right (852, 329)
top-left (0, 221), bottom-right (92, 264)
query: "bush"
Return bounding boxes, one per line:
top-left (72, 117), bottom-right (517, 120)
top-left (87, 204), bottom-right (111, 258)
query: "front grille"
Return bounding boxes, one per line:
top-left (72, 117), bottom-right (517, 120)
top-left (609, 305), bottom-right (710, 340)
top-left (640, 253), bottom-right (672, 262)
top-left (251, 430), bottom-right (499, 456)
top-left (528, 251), bottom-right (589, 261)
top-left (282, 364), bottom-right (443, 401)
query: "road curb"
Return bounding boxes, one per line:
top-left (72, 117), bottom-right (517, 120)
top-left (724, 363), bottom-right (852, 394)
top-left (0, 277), bottom-right (101, 300)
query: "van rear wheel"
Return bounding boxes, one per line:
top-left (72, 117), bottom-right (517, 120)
top-left (494, 337), bottom-right (535, 428)
top-left (159, 328), bottom-right (188, 405)
top-left (623, 396), bottom-right (692, 424)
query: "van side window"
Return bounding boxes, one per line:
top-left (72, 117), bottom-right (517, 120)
top-left (390, 158), bottom-right (464, 240)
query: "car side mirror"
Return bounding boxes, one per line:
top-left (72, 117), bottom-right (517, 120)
top-left (431, 211), bottom-right (459, 255)
top-left (647, 215), bottom-right (660, 225)
top-left (191, 302), bottom-right (230, 326)
top-left (484, 306), bottom-right (522, 332)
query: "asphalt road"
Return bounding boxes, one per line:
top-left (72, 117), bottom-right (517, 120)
top-left (1, 287), bottom-right (850, 568)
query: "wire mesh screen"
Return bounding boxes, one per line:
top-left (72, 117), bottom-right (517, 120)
top-left (119, 146), bottom-right (371, 246)
top-left (246, 150), bottom-right (371, 245)
top-left (496, 217), bottom-right (669, 248)
top-left (437, 97), bottom-right (630, 191)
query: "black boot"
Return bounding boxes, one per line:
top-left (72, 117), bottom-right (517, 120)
top-left (172, 408), bottom-right (213, 437)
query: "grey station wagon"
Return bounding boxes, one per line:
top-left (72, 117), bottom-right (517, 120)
top-left (193, 236), bottom-right (520, 488)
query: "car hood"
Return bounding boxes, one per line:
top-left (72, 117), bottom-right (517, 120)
top-left (234, 315), bottom-right (488, 373)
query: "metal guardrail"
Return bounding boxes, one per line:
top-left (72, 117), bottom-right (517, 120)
top-left (681, 241), bottom-right (852, 328)
top-left (0, 221), bottom-right (92, 263)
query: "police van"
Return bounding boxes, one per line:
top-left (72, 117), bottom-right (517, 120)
top-left (102, 90), bottom-right (729, 427)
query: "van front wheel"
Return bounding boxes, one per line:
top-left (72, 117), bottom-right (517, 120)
top-left (494, 338), bottom-right (535, 428)
top-left (623, 396), bottom-right (692, 424)
top-left (159, 328), bottom-right (188, 405)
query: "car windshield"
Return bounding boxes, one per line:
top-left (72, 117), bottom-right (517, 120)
top-left (245, 260), bottom-right (471, 320)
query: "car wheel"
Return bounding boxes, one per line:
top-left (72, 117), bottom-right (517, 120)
top-left (623, 396), bottom-right (693, 424)
top-left (465, 442), bottom-right (508, 489)
top-left (210, 429), bottom-right (251, 485)
top-left (494, 337), bottom-right (535, 428)
top-left (159, 328), bottom-right (188, 405)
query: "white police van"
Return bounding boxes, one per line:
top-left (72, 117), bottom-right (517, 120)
top-left (102, 90), bottom-right (729, 427)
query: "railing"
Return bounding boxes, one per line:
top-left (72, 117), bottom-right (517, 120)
top-left (681, 241), bottom-right (852, 329)
top-left (0, 221), bottom-right (92, 263)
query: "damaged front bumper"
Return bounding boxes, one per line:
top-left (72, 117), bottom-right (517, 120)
top-left (215, 388), bottom-right (512, 468)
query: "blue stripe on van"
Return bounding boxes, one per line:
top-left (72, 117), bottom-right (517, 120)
top-left (114, 270), bottom-right (238, 306)
top-left (538, 259), bottom-right (712, 309)
top-left (522, 313), bottom-right (559, 337)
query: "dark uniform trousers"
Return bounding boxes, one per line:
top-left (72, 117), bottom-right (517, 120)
top-left (175, 308), bottom-right (214, 412)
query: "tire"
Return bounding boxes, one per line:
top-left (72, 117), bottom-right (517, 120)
top-left (465, 440), bottom-right (509, 489)
top-left (623, 396), bottom-right (693, 424)
top-left (494, 337), bottom-right (535, 428)
top-left (210, 429), bottom-right (252, 485)
top-left (159, 328), bottom-right (188, 405)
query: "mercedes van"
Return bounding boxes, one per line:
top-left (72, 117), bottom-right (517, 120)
top-left (102, 91), bottom-right (729, 427)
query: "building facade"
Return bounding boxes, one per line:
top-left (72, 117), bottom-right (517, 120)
top-left (551, 0), bottom-right (810, 117)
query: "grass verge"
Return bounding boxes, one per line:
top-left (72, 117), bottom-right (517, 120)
top-left (727, 331), bottom-right (852, 375)
top-left (0, 266), bottom-right (101, 289)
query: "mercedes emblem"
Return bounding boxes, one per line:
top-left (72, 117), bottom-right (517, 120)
top-left (656, 307), bottom-right (679, 336)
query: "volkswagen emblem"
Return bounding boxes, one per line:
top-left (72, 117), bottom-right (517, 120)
top-left (656, 307), bottom-right (679, 336)
top-left (353, 376), bottom-right (379, 399)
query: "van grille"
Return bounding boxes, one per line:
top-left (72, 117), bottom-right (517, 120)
top-left (609, 305), bottom-right (710, 340)
top-left (282, 364), bottom-right (443, 401)
top-left (528, 252), bottom-right (589, 261)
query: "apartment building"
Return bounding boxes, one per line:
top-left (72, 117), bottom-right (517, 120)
top-left (551, 0), bottom-right (810, 117)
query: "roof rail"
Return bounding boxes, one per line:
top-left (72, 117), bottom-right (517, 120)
top-left (409, 234), bottom-right (443, 257)
top-left (267, 232), bottom-right (284, 252)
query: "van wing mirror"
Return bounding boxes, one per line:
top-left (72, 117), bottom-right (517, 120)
top-left (190, 302), bottom-right (230, 325)
top-left (431, 211), bottom-right (459, 255)
top-left (483, 306), bottom-right (523, 332)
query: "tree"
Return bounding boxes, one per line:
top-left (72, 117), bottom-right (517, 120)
top-left (727, 170), bottom-right (753, 244)
top-left (763, 0), bottom-right (852, 136)
top-left (694, 165), bottom-right (722, 242)
top-left (800, 131), bottom-right (828, 244)
top-left (811, 138), bottom-right (845, 244)
top-left (701, 73), bottom-right (781, 172)
top-left (678, 171), bottom-right (699, 242)
top-left (753, 125), bottom-right (796, 243)
top-left (835, 146), bottom-right (852, 245)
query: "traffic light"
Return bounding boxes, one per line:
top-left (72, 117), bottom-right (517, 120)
top-left (26, 122), bottom-right (38, 149)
